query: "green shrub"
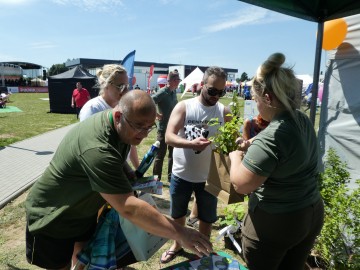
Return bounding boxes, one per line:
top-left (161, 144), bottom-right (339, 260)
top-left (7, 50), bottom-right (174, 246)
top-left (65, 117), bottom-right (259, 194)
top-left (219, 200), bottom-right (247, 227)
top-left (314, 148), bottom-right (360, 269)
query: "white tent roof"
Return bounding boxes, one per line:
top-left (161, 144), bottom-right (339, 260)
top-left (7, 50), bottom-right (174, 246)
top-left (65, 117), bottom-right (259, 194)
top-left (180, 67), bottom-right (204, 91)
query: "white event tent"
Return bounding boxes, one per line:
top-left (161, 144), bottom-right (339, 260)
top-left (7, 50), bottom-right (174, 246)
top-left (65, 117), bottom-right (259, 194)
top-left (318, 14), bottom-right (360, 189)
top-left (179, 67), bottom-right (204, 98)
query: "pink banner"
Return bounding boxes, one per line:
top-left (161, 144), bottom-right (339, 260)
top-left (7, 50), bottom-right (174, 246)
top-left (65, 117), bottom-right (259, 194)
top-left (148, 65), bottom-right (154, 91)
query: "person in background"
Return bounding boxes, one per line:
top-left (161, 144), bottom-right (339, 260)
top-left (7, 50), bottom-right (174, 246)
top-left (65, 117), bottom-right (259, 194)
top-left (79, 64), bottom-right (139, 168)
top-left (229, 53), bottom-right (324, 270)
top-left (71, 82), bottom-right (90, 119)
top-left (243, 84), bottom-right (251, 100)
top-left (161, 66), bottom-right (231, 264)
top-left (0, 92), bottom-right (10, 103)
top-left (151, 70), bottom-right (180, 181)
top-left (25, 90), bottom-right (212, 270)
top-left (242, 113), bottom-right (269, 141)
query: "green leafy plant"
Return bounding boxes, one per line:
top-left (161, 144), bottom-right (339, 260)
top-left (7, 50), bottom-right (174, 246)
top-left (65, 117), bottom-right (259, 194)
top-left (209, 92), bottom-right (243, 154)
top-left (312, 148), bottom-right (360, 269)
top-left (219, 200), bottom-right (247, 227)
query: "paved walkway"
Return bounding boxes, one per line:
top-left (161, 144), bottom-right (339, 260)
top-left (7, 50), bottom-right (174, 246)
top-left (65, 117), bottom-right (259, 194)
top-left (0, 123), bottom-right (77, 209)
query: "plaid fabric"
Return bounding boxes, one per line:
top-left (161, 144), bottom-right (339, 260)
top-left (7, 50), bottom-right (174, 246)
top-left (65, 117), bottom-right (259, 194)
top-left (77, 208), bottom-right (131, 270)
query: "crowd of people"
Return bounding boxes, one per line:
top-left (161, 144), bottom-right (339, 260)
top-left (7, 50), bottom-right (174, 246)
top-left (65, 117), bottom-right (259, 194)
top-left (24, 52), bottom-right (324, 270)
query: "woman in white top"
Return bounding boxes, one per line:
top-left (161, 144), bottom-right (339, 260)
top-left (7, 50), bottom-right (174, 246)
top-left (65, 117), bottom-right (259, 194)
top-left (79, 64), bottom-right (139, 168)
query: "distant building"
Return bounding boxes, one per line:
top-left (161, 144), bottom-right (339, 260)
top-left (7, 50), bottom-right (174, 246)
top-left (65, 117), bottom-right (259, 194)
top-left (0, 62), bottom-right (44, 86)
top-left (65, 58), bottom-right (238, 90)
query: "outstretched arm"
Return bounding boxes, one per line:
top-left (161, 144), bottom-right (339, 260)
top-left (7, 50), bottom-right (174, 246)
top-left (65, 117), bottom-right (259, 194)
top-left (165, 102), bottom-right (211, 152)
top-left (101, 192), bottom-right (213, 257)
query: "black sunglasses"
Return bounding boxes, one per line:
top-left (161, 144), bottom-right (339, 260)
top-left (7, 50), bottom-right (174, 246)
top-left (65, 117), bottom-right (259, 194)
top-left (206, 86), bottom-right (226, 97)
top-left (111, 83), bottom-right (130, 92)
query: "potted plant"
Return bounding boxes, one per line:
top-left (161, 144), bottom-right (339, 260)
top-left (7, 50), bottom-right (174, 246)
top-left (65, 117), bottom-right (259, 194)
top-left (205, 92), bottom-right (244, 204)
top-left (218, 200), bottom-right (247, 253)
top-left (307, 148), bottom-right (360, 270)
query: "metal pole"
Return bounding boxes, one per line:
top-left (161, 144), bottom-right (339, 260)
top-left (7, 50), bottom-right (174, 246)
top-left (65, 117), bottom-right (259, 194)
top-left (310, 22), bottom-right (324, 126)
top-left (145, 71), bottom-right (147, 90)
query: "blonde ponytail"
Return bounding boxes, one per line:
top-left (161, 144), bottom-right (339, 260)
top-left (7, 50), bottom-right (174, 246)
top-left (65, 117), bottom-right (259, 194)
top-left (252, 52), bottom-right (302, 128)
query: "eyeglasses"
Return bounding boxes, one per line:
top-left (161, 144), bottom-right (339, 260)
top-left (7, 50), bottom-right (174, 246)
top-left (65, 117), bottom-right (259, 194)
top-left (205, 86), bottom-right (226, 97)
top-left (111, 83), bottom-right (129, 92)
top-left (123, 116), bottom-right (157, 134)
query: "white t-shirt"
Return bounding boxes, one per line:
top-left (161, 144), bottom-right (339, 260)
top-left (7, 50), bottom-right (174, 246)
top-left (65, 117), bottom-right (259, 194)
top-left (172, 98), bottom-right (225, 183)
top-left (79, 96), bottom-right (111, 121)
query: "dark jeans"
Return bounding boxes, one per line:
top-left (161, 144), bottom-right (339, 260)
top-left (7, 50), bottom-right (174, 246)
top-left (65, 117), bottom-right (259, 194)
top-left (75, 106), bottom-right (82, 119)
top-left (152, 131), bottom-right (173, 181)
top-left (241, 199), bottom-right (324, 270)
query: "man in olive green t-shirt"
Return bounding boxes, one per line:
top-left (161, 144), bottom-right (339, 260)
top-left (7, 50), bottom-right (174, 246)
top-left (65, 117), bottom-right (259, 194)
top-left (25, 90), bottom-right (212, 270)
top-left (151, 70), bottom-right (180, 181)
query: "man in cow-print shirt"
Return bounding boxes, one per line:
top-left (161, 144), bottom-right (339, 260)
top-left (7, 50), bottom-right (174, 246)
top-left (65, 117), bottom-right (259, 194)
top-left (160, 66), bottom-right (231, 264)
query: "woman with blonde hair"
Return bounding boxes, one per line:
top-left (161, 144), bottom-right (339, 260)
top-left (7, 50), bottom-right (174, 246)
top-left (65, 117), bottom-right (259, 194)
top-left (79, 64), bottom-right (139, 168)
top-left (229, 53), bottom-right (324, 269)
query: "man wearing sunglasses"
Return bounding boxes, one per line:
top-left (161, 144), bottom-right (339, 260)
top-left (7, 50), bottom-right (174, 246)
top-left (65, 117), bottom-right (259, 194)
top-left (160, 67), bottom-right (231, 264)
top-left (151, 70), bottom-right (181, 181)
top-left (25, 90), bottom-right (213, 270)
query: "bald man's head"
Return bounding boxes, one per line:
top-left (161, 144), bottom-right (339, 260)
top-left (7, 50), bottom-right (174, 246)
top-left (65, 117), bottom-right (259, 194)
top-left (119, 90), bottom-right (155, 118)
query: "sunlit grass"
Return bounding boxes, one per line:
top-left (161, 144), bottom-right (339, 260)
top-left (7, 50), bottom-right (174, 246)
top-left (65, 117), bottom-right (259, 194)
top-left (0, 93), bottom-right (78, 147)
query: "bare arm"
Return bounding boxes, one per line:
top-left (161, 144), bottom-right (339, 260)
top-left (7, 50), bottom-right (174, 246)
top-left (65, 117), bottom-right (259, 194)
top-left (165, 101), bottom-right (211, 151)
top-left (71, 96), bottom-right (75, 107)
top-left (229, 150), bottom-right (267, 194)
top-left (242, 119), bottom-right (252, 140)
top-left (128, 145), bottom-right (140, 169)
top-left (100, 192), bottom-right (213, 256)
top-left (122, 161), bottom-right (136, 181)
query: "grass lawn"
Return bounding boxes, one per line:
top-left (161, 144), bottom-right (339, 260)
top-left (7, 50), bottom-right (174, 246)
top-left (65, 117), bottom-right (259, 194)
top-left (0, 92), bottom-right (320, 269)
top-left (0, 93), bottom-right (78, 147)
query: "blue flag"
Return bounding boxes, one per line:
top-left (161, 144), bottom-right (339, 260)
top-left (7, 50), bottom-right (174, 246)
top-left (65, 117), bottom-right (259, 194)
top-left (121, 50), bottom-right (136, 90)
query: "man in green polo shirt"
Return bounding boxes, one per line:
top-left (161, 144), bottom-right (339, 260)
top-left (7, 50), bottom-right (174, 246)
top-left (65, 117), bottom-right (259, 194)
top-left (25, 90), bottom-right (212, 270)
top-left (151, 70), bottom-right (180, 181)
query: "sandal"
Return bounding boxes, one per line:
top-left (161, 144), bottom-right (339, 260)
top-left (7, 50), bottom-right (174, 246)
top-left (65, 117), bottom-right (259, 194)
top-left (186, 217), bottom-right (199, 229)
top-left (160, 248), bottom-right (184, 263)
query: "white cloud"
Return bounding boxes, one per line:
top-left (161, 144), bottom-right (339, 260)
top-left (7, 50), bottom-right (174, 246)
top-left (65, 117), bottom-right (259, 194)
top-left (203, 7), bottom-right (293, 33)
top-left (0, 0), bottom-right (35, 5)
top-left (159, 0), bottom-right (178, 5)
top-left (187, 35), bottom-right (207, 42)
top-left (29, 42), bottom-right (57, 49)
top-left (51, 0), bottom-right (124, 12)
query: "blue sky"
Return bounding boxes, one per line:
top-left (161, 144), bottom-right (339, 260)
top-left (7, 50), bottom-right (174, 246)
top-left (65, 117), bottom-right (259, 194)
top-left (0, 0), bottom-right (327, 78)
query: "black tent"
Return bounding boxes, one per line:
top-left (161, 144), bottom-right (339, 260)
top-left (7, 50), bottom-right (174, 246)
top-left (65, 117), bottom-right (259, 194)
top-left (48, 66), bottom-right (97, 114)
